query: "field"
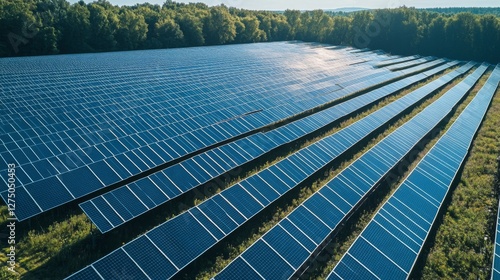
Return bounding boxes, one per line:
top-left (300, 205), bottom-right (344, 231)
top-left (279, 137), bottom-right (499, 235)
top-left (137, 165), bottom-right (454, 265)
top-left (0, 42), bottom-right (499, 279)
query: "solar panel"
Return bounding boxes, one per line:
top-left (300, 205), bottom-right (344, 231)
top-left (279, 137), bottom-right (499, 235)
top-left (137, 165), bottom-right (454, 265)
top-left (0, 43), bottom-right (397, 220)
top-left (330, 64), bottom-right (499, 280)
top-left (385, 56), bottom-right (435, 71)
top-left (214, 63), bottom-right (485, 280)
top-left (81, 61), bottom-right (460, 233)
top-left (65, 62), bottom-right (472, 280)
top-left (1, 42), bottom-right (409, 221)
top-left (375, 55), bottom-right (421, 68)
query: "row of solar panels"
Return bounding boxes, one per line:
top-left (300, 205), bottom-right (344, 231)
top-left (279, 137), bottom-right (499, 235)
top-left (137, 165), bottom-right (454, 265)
top-left (374, 55), bottom-right (421, 68)
top-left (0, 44), bottom-right (389, 127)
top-left (0, 51), bottom-right (442, 221)
top-left (65, 62), bottom-right (477, 279)
top-left (214, 63), bottom-right (487, 279)
top-left (82, 60), bottom-right (459, 233)
top-left (0, 48), bottom-right (390, 173)
top-left (330, 64), bottom-right (500, 280)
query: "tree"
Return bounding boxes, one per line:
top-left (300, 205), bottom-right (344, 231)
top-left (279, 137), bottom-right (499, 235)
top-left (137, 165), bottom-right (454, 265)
top-left (115, 10), bottom-right (148, 50)
top-left (87, 3), bottom-right (117, 51)
top-left (29, 26), bottom-right (59, 55)
top-left (235, 15), bottom-right (266, 43)
top-left (59, 3), bottom-right (91, 53)
top-left (350, 10), bottom-right (374, 48)
top-left (177, 14), bottom-right (204, 46)
top-left (371, 8), bottom-right (420, 55)
top-left (203, 6), bottom-right (236, 45)
top-left (477, 15), bottom-right (500, 63)
top-left (283, 9), bottom-right (301, 39)
top-left (134, 5), bottom-right (161, 48)
top-left (424, 16), bottom-right (448, 57)
top-left (0, 0), bottom-right (38, 56)
top-left (445, 13), bottom-right (480, 60)
top-left (307, 10), bottom-right (333, 42)
top-left (256, 13), bottom-right (272, 41)
top-left (155, 16), bottom-right (184, 48)
top-left (270, 16), bottom-right (291, 41)
top-left (328, 16), bottom-right (352, 45)
top-left (0, 1), bottom-right (499, 63)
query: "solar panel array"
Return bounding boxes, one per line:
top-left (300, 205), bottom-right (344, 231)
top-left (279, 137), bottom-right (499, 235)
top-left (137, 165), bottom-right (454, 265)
top-left (1, 42), bottom-right (411, 221)
top-left (81, 60), bottom-right (458, 233)
top-left (3, 41), bottom-right (497, 279)
top-left (65, 61), bottom-right (470, 280)
top-left (329, 64), bottom-right (499, 280)
top-left (213, 63), bottom-right (484, 280)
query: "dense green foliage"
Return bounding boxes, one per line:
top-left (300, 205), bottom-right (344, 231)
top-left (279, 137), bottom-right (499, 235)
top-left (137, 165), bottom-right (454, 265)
top-left (1, 1), bottom-right (499, 62)
top-left (423, 7), bottom-right (500, 16)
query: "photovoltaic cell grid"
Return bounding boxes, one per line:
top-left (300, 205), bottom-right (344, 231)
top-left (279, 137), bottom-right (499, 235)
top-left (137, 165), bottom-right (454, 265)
top-left (0, 43), bottom-right (383, 219)
top-left (214, 63), bottom-right (483, 280)
top-left (375, 55), bottom-right (421, 68)
top-left (65, 61), bottom-right (467, 280)
top-left (0, 42), bottom-right (436, 221)
top-left (384, 56), bottom-right (433, 71)
top-left (81, 60), bottom-right (458, 233)
top-left (329, 64), bottom-right (499, 280)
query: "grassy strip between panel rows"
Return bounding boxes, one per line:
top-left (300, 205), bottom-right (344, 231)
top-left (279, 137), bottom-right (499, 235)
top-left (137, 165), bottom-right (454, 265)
top-left (307, 68), bottom-right (495, 279)
top-left (418, 81), bottom-right (500, 279)
top-left (0, 65), bottom-right (459, 280)
top-left (191, 66), bottom-right (468, 279)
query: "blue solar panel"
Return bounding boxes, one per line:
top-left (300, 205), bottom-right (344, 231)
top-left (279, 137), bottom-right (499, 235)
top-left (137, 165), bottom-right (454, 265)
top-left (331, 63), bottom-right (499, 280)
top-left (92, 249), bottom-right (148, 279)
top-left (24, 176), bottom-right (73, 210)
top-left (2, 42), bottom-right (454, 223)
top-left (122, 236), bottom-right (178, 279)
top-left (241, 240), bottom-right (295, 279)
top-left (64, 266), bottom-right (102, 280)
top-left (303, 194), bottom-right (345, 228)
top-left (263, 226), bottom-right (310, 269)
top-left (67, 59), bottom-right (470, 280)
top-left (102, 193), bottom-right (134, 221)
top-left (220, 185), bottom-right (262, 219)
top-left (146, 213), bottom-right (216, 269)
top-left (84, 60), bottom-right (462, 233)
top-left (215, 257), bottom-right (263, 280)
top-left (215, 62), bottom-right (483, 280)
top-left (197, 198), bottom-right (239, 235)
top-left (189, 207), bottom-right (225, 240)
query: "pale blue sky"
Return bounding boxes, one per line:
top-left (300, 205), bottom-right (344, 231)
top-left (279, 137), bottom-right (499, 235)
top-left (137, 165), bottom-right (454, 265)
top-left (92, 0), bottom-right (500, 9)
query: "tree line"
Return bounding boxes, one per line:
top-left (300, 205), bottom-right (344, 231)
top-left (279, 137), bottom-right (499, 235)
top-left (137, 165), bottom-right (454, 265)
top-left (423, 7), bottom-right (500, 16)
top-left (1, 0), bottom-right (499, 63)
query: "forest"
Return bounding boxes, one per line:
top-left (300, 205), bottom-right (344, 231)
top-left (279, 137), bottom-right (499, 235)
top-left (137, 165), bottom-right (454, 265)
top-left (1, 0), bottom-right (500, 63)
top-left (422, 7), bottom-right (500, 16)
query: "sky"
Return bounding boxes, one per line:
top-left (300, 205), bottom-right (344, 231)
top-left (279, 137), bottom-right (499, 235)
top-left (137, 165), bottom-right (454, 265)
top-left (97, 0), bottom-right (500, 9)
